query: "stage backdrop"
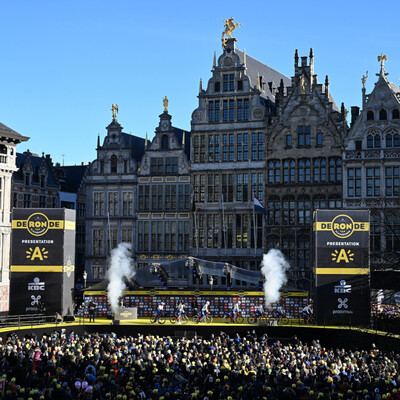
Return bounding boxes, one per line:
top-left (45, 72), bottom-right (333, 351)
top-left (314, 210), bottom-right (370, 326)
top-left (10, 209), bottom-right (75, 316)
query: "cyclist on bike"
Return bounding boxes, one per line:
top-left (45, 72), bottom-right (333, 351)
top-left (156, 302), bottom-right (165, 321)
top-left (177, 300), bottom-right (185, 324)
top-left (232, 301), bottom-right (241, 320)
top-left (255, 303), bottom-right (264, 321)
top-left (200, 301), bottom-right (210, 322)
top-left (274, 304), bottom-right (285, 319)
top-left (302, 304), bottom-right (313, 323)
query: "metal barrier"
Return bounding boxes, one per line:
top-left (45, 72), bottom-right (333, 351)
top-left (0, 314), bottom-right (61, 329)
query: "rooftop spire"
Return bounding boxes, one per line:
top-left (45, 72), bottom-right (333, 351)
top-left (294, 49), bottom-right (299, 67)
top-left (182, 131), bottom-right (185, 146)
top-left (145, 132), bottom-right (148, 148)
top-left (213, 51), bottom-right (216, 67)
top-left (199, 78), bottom-right (203, 94)
top-left (243, 48), bottom-right (246, 66)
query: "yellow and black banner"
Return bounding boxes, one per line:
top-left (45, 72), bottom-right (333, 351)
top-left (314, 210), bottom-right (370, 326)
top-left (10, 209), bottom-right (76, 316)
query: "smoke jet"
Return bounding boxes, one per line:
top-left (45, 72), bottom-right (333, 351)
top-left (261, 249), bottom-right (290, 307)
top-left (107, 242), bottom-right (136, 313)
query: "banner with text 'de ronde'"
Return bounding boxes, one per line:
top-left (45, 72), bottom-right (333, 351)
top-left (10, 209), bottom-right (75, 316)
top-left (314, 210), bottom-right (370, 326)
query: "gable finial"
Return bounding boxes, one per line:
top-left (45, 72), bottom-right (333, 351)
top-left (377, 53), bottom-right (388, 76)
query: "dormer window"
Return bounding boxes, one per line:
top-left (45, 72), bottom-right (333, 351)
top-left (110, 155), bottom-right (118, 173)
top-left (223, 74), bottom-right (234, 91)
top-left (367, 111), bottom-right (374, 121)
top-left (161, 134), bottom-right (168, 150)
top-left (214, 82), bottom-right (220, 92)
top-left (25, 173), bottom-right (31, 186)
top-left (379, 109), bottom-right (387, 121)
top-left (392, 109), bottom-right (400, 119)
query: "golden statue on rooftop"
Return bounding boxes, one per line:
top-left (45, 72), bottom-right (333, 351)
top-left (163, 96), bottom-right (168, 112)
top-left (361, 71), bottom-right (368, 88)
top-left (299, 74), bottom-right (307, 94)
top-left (111, 104), bottom-right (118, 120)
top-left (222, 17), bottom-right (243, 48)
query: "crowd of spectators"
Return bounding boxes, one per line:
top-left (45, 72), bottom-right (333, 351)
top-left (0, 329), bottom-right (398, 400)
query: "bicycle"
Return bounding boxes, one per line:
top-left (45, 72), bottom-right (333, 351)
top-left (150, 312), bottom-right (166, 324)
top-left (274, 311), bottom-right (289, 325)
top-left (192, 312), bottom-right (213, 324)
top-left (223, 311), bottom-right (244, 324)
top-left (170, 313), bottom-right (189, 324)
top-left (300, 313), bottom-right (315, 325)
top-left (247, 312), bottom-right (268, 324)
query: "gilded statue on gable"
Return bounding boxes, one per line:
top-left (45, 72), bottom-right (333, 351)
top-left (222, 17), bottom-right (243, 48)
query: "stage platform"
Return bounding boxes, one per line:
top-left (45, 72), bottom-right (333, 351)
top-left (0, 317), bottom-right (399, 352)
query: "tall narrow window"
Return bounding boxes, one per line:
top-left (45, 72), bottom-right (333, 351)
top-left (94, 192), bottom-right (104, 216)
top-left (243, 99), bottom-right (249, 120)
top-left (286, 134), bottom-right (292, 147)
top-left (379, 109), bottom-right (387, 121)
top-left (366, 167), bottom-right (380, 196)
top-left (347, 168), bottom-right (361, 197)
top-left (385, 166), bottom-right (400, 196)
top-left (23, 194), bottom-right (31, 208)
top-left (161, 134), bottom-right (168, 150)
top-left (316, 132), bottom-right (323, 146)
top-left (123, 192), bottom-right (133, 216)
top-left (108, 192), bottom-right (119, 216)
top-left (93, 229), bottom-right (104, 255)
top-left (110, 155), bottom-right (118, 173)
top-left (367, 110), bottom-right (374, 121)
top-left (298, 126), bottom-right (310, 146)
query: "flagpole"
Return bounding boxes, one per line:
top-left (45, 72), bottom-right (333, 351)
top-left (253, 194), bottom-right (257, 256)
top-left (222, 194), bottom-right (227, 254)
top-left (194, 209), bottom-right (199, 256)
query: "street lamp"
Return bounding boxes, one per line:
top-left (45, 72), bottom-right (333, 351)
top-left (83, 271), bottom-right (87, 288)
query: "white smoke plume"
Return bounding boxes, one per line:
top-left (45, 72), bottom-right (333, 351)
top-left (261, 249), bottom-right (290, 307)
top-left (106, 242), bottom-right (136, 313)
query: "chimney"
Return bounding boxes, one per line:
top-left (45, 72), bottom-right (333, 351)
top-left (351, 106), bottom-right (360, 126)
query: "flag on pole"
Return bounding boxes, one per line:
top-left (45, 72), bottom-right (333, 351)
top-left (253, 194), bottom-right (266, 215)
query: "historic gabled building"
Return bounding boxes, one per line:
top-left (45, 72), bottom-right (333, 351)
top-left (85, 111), bottom-right (145, 284)
top-left (190, 37), bottom-right (290, 287)
top-left (266, 50), bottom-right (347, 291)
top-left (12, 151), bottom-right (60, 209)
top-left (136, 102), bottom-right (190, 282)
top-left (344, 56), bottom-right (400, 274)
top-left (0, 122), bottom-right (28, 311)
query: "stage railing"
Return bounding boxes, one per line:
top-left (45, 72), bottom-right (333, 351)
top-left (0, 314), bottom-right (62, 329)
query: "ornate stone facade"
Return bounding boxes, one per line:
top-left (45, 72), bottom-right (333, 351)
top-left (344, 59), bottom-right (400, 272)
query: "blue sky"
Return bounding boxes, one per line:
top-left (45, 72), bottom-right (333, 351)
top-left (1, 0), bottom-right (400, 166)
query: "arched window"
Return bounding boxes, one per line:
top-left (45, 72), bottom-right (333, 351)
top-left (282, 235), bottom-right (295, 266)
top-left (266, 235), bottom-right (280, 249)
top-left (328, 195), bottom-right (342, 209)
top-left (395, 133), bottom-right (400, 147)
top-left (298, 159), bottom-right (311, 182)
top-left (110, 155), bottom-right (118, 173)
top-left (392, 109), bottom-right (400, 119)
top-left (297, 195), bottom-right (310, 225)
top-left (367, 110), bottom-right (374, 121)
top-left (268, 160), bottom-right (280, 184)
top-left (297, 236), bottom-right (310, 269)
top-left (374, 134), bottom-right (381, 148)
top-left (386, 133), bottom-right (393, 148)
top-left (313, 158), bottom-right (326, 182)
top-left (267, 196), bottom-right (280, 225)
top-left (161, 134), bottom-right (168, 150)
top-left (367, 135), bottom-right (373, 148)
top-left (282, 196), bottom-right (295, 225)
top-left (379, 109), bottom-right (387, 121)
top-left (283, 159), bottom-right (295, 183)
top-left (313, 196), bottom-right (326, 209)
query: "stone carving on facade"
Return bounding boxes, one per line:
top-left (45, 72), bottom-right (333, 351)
top-left (253, 108), bottom-right (264, 119)
top-left (224, 56), bottom-right (234, 66)
top-left (193, 111), bottom-right (205, 122)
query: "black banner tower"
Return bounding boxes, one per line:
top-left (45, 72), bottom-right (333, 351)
top-left (314, 210), bottom-right (370, 326)
top-left (10, 209), bottom-right (76, 316)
